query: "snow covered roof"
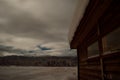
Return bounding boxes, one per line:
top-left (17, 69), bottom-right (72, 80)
top-left (68, 0), bottom-right (89, 42)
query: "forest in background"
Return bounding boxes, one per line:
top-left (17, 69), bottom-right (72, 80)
top-left (0, 56), bottom-right (77, 66)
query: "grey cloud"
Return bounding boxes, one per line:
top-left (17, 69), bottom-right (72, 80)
top-left (0, 0), bottom-right (78, 42)
top-left (0, 45), bottom-right (26, 54)
top-left (41, 48), bottom-right (77, 56)
top-left (0, 44), bottom-right (77, 56)
top-left (0, 0), bottom-right (78, 56)
top-left (0, 45), bottom-right (13, 52)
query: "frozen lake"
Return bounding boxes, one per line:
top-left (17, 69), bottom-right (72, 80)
top-left (0, 66), bottom-right (77, 80)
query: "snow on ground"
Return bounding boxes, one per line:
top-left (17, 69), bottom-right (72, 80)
top-left (0, 66), bottom-right (77, 80)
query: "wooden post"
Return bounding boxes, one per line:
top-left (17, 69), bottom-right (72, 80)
top-left (98, 24), bottom-right (104, 80)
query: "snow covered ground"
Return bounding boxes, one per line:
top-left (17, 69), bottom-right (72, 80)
top-left (0, 66), bottom-right (77, 80)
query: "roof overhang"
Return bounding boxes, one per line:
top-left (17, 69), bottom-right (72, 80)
top-left (69, 0), bottom-right (112, 49)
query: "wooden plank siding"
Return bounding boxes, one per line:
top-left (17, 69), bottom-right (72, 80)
top-left (80, 62), bottom-right (101, 80)
top-left (70, 0), bottom-right (120, 80)
top-left (78, 52), bottom-right (120, 80)
top-left (103, 52), bottom-right (120, 80)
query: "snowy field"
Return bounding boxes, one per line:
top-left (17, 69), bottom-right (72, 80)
top-left (0, 67), bottom-right (77, 80)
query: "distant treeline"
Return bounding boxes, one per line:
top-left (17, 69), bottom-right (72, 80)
top-left (0, 56), bottom-right (77, 67)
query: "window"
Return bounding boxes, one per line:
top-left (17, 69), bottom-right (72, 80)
top-left (88, 41), bottom-right (99, 57)
top-left (102, 27), bottom-right (120, 54)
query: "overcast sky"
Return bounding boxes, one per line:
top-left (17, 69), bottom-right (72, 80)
top-left (0, 0), bottom-right (79, 56)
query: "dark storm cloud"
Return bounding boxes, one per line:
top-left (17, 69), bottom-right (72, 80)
top-left (0, 45), bottom-right (26, 56)
top-left (0, 0), bottom-right (78, 56)
top-left (0, 45), bottom-right (24, 54)
top-left (0, 45), bottom-right (13, 52)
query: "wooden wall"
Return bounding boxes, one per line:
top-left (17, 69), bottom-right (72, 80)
top-left (72, 0), bottom-right (120, 80)
top-left (80, 57), bottom-right (101, 80)
top-left (103, 52), bottom-right (120, 80)
top-left (78, 52), bottom-right (120, 80)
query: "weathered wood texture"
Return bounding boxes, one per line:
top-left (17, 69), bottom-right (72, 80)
top-left (103, 52), bottom-right (120, 80)
top-left (70, 0), bottom-right (120, 80)
top-left (79, 52), bottom-right (120, 80)
top-left (80, 60), bottom-right (101, 80)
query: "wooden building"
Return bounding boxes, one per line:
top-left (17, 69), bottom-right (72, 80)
top-left (69, 0), bottom-right (120, 80)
